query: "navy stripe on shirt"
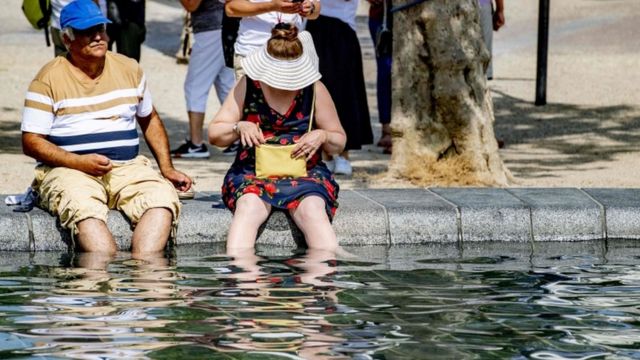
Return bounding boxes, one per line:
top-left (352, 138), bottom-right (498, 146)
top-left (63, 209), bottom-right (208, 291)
top-left (73, 145), bottom-right (140, 161)
top-left (48, 129), bottom-right (138, 146)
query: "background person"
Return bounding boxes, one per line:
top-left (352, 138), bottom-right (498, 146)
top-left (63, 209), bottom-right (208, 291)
top-left (208, 24), bottom-right (346, 251)
top-left (21, 0), bottom-right (192, 256)
top-left (367, 0), bottom-right (392, 154)
top-left (225, 0), bottom-right (320, 79)
top-left (171, 0), bottom-right (236, 158)
top-left (106, 0), bottom-right (146, 61)
top-left (478, 0), bottom-right (505, 80)
top-left (306, 0), bottom-right (372, 176)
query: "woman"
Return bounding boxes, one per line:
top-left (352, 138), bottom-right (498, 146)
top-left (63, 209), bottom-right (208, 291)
top-left (209, 24), bottom-right (346, 251)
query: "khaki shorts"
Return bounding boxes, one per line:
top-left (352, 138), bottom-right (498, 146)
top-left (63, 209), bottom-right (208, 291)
top-left (233, 54), bottom-right (246, 80)
top-left (33, 155), bottom-right (181, 233)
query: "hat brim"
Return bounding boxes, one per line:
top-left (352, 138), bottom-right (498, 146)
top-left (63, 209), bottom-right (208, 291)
top-left (242, 46), bottom-right (321, 91)
top-left (68, 16), bottom-right (111, 30)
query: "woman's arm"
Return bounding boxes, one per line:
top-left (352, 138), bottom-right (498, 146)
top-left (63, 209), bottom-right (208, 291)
top-left (180, 0), bottom-right (203, 12)
top-left (292, 81), bottom-right (346, 159)
top-left (208, 78), bottom-right (266, 148)
top-left (225, 0), bottom-right (300, 17)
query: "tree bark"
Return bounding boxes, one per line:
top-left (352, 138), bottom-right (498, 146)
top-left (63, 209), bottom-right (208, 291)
top-left (389, 0), bottom-right (512, 186)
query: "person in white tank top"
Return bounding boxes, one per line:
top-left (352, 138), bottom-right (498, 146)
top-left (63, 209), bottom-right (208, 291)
top-left (225, 0), bottom-right (320, 78)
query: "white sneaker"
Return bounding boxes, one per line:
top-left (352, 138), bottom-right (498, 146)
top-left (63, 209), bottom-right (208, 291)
top-left (333, 156), bottom-right (352, 176)
top-left (324, 159), bottom-right (335, 172)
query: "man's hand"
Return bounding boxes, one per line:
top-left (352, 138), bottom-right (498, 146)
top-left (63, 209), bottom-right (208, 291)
top-left (76, 154), bottom-right (113, 176)
top-left (493, 9), bottom-right (505, 31)
top-left (162, 167), bottom-right (193, 192)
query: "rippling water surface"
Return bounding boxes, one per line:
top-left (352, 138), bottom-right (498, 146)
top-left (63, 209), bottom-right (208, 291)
top-left (1, 241), bottom-right (640, 359)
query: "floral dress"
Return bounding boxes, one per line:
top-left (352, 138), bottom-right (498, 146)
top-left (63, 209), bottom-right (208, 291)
top-left (221, 77), bottom-right (339, 220)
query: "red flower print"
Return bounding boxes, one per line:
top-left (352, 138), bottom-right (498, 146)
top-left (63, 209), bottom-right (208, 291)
top-left (263, 131), bottom-right (275, 140)
top-left (246, 114), bottom-right (261, 124)
top-left (331, 207), bottom-right (337, 217)
top-left (275, 119), bottom-right (283, 126)
top-left (239, 150), bottom-right (249, 160)
top-left (264, 182), bottom-right (277, 195)
top-left (292, 135), bottom-right (301, 143)
top-left (290, 180), bottom-right (298, 188)
top-left (286, 199), bottom-right (300, 210)
top-left (279, 138), bottom-right (288, 145)
top-left (243, 185), bottom-right (261, 195)
top-left (244, 174), bottom-right (255, 180)
top-left (228, 197), bottom-right (235, 209)
top-left (296, 111), bottom-right (304, 120)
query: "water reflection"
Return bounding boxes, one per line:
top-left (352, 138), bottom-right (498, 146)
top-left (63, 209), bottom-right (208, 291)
top-left (1, 242), bottom-right (640, 359)
top-left (0, 248), bottom-right (406, 359)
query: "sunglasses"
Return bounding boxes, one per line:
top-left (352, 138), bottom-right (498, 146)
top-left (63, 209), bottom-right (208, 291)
top-left (72, 24), bottom-right (107, 37)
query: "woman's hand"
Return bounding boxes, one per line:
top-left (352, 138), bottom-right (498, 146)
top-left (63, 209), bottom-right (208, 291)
top-left (236, 121), bottom-right (265, 148)
top-left (298, 0), bottom-right (315, 17)
top-left (292, 129), bottom-right (327, 161)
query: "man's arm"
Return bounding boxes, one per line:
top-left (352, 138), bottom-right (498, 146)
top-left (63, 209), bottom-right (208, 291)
top-left (137, 109), bottom-right (192, 191)
top-left (493, 0), bottom-right (505, 31)
top-left (22, 132), bottom-right (113, 176)
top-left (225, 0), bottom-right (299, 17)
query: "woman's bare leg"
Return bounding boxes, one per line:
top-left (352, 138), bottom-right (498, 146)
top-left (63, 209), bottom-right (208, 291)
top-left (289, 195), bottom-right (337, 251)
top-left (227, 194), bottom-right (271, 250)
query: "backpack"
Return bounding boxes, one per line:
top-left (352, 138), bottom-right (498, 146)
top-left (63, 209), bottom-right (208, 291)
top-left (22, 0), bottom-right (52, 46)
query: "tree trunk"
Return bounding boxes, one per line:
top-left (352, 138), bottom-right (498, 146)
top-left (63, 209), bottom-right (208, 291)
top-left (389, 0), bottom-right (512, 186)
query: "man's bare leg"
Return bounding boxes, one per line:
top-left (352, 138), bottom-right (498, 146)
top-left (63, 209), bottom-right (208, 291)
top-left (131, 208), bottom-right (173, 256)
top-left (76, 218), bottom-right (117, 254)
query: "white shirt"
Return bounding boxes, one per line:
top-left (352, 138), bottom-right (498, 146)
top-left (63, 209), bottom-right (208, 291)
top-left (234, 1), bottom-right (306, 57)
top-left (320, 0), bottom-right (358, 31)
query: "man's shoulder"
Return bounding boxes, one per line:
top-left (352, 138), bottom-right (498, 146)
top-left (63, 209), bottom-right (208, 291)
top-left (106, 51), bottom-right (142, 74)
top-left (32, 56), bottom-right (69, 83)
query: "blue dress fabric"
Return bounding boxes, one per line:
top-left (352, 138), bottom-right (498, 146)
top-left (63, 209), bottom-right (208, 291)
top-left (221, 77), bottom-right (340, 219)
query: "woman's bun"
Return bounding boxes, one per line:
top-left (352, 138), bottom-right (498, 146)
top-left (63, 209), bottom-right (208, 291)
top-left (268, 23), bottom-right (303, 60)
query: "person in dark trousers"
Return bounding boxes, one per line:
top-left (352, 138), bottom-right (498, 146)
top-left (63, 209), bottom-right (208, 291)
top-left (106, 0), bottom-right (146, 61)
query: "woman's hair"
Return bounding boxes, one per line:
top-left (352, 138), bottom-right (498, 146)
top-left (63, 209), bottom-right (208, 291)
top-left (267, 23), bottom-right (303, 60)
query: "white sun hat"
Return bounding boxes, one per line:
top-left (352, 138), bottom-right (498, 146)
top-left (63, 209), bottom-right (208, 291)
top-left (241, 32), bottom-right (321, 91)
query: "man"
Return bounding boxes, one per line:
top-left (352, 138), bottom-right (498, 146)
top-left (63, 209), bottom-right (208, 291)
top-left (21, 0), bottom-right (192, 256)
top-left (478, 0), bottom-right (505, 80)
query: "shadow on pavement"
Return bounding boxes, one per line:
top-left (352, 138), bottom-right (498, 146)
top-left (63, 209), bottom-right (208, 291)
top-left (494, 89), bottom-right (640, 178)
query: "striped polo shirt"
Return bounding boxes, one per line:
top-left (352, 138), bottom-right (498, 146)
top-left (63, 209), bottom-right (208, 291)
top-left (21, 52), bottom-right (153, 161)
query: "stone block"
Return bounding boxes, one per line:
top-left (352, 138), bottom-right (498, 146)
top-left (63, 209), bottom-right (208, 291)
top-left (175, 192), bottom-right (231, 246)
top-left (0, 203), bottom-right (31, 251)
top-left (431, 188), bottom-right (531, 242)
top-left (582, 188), bottom-right (640, 239)
top-left (358, 189), bottom-right (458, 244)
top-left (509, 188), bottom-right (604, 241)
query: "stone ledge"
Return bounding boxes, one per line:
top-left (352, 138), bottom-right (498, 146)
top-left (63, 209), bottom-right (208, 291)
top-left (2, 188), bottom-right (640, 251)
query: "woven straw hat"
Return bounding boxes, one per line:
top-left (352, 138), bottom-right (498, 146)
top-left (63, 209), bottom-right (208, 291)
top-left (241, 31), bottom-right (321, 91)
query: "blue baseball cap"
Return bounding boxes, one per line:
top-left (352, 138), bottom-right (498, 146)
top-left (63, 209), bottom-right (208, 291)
top-left (60, 0), bottom-right (111, 30)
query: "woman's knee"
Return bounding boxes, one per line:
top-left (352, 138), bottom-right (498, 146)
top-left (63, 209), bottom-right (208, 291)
top-left (235, 194), bottom-right (271, 221)
top-left (291, 196), bottom-right (329, 224)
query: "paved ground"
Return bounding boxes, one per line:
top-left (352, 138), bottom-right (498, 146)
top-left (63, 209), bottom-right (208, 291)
top-left (1, 0), bottom-right (639, 195)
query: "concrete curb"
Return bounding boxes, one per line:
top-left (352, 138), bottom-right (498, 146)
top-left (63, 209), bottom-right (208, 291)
top-left (2, 188), bottom-right (640, 251)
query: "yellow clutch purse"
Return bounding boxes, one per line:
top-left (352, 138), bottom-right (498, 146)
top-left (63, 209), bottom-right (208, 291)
top-left (254, 87), bottom-right (316, 179)
top-left (255, 144), bottom-right (307, 178)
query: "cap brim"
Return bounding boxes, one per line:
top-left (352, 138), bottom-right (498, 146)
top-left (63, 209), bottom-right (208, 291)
top-left (69, 16), bottom-right (111, 30)
top-left (242, 47), bottom-right (321, 91)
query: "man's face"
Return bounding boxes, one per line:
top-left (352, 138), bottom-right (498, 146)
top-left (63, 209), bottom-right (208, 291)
top-left (68, 24), bottom-right (109, 60)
